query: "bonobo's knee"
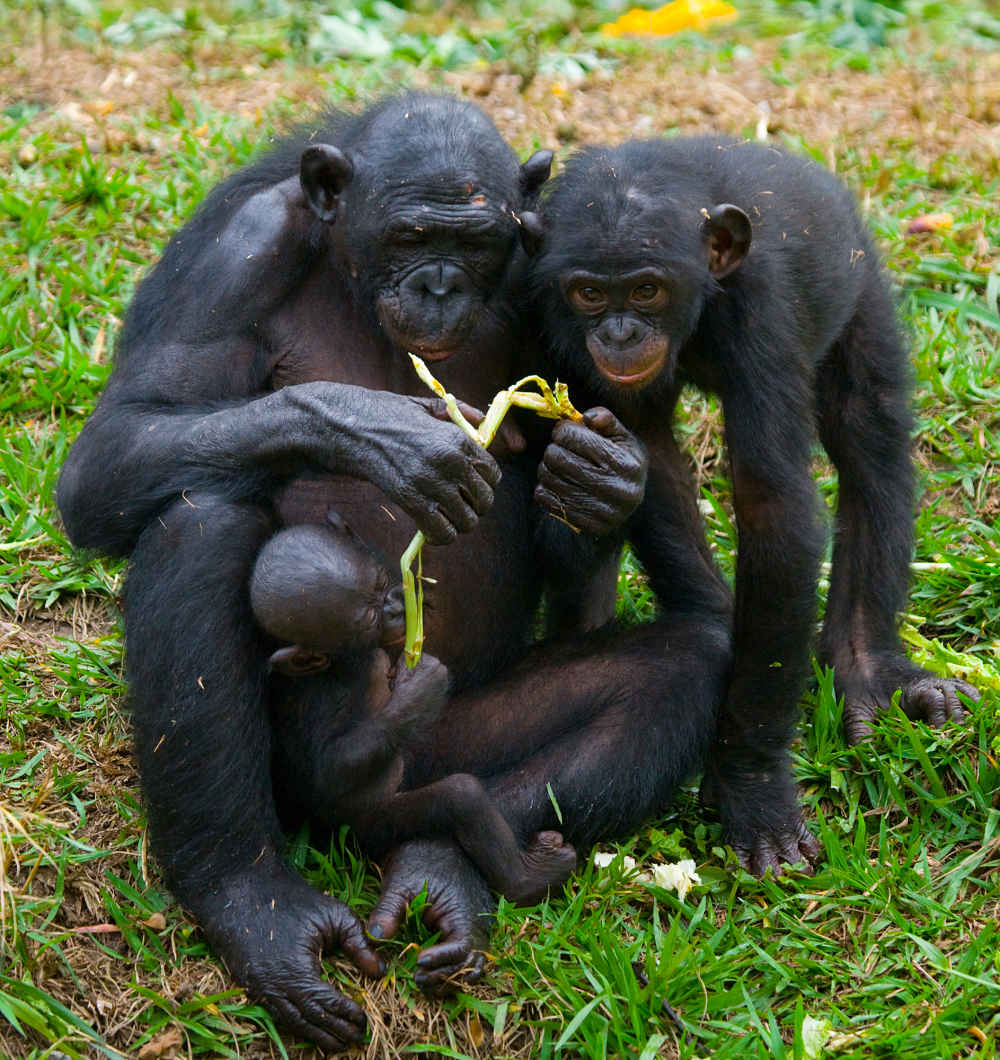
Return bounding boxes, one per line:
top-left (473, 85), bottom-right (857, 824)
top-left (439, 773), bottom-right (490, 822)
top-left (128, 492), bottom-right (275, 596)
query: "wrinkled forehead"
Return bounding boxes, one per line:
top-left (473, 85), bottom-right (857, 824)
top-left (553, 191), bottom-right (704, 275)
top-left (360, 106), bottom-right (520, 207)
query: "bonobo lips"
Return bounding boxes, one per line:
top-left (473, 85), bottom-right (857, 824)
top-left (592, 346), bottom-right (668, 390)
top-left (408, 339), bottom-right (460, 363)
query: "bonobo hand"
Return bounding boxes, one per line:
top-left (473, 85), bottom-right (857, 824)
top-left (368, 839), bottom-right (494, 993)
top-left (383, 653), bottom-right (450, 743)
top-left (535, 407), bottom-right (648, 536)
top-left (284, 385), bottom-right (501, 545)
top-left (701, 766), bottom-right (822, 878)
top-left (195, 859), bottom-right (383, 1052)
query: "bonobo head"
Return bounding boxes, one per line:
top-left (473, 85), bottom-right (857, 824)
top-left (299, 93), bottom-right (552, 361)
top-left (250, 514), bottom-right (405, 671)
top-left (528, 140), bottom-right (751, 397)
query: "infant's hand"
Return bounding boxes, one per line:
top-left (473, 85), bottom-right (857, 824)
top-left (383, 654), bottom-right (449, 740)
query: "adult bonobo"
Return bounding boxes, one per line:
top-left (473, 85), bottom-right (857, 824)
top-left (58, 95), bottom-right (732, 1050)
top-left (527, 136), bottom-right (978, 877)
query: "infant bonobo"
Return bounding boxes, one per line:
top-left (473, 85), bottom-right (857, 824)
top-left (250, 514), bottom-right (577, 905)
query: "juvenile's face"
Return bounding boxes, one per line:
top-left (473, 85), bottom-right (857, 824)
top-left (311, 543), bottom-right (405, 656)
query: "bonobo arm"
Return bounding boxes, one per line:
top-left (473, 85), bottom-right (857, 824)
top-left (293, 656), bottom-right (449, 813)
top-left (58, 172), bottom-right (498, 556)
top-left (702, 344), bottom-right (824, 875)
top-left (534, 407), bottom-right (648, 634)
top-left (628, 416), bottom-right (732, 620)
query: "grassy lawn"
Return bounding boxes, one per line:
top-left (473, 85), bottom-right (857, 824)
top-left (2, 1), bottom-right (999, 1056)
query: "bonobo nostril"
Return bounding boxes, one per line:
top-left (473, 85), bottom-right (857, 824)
top-left (408, 263), bottom-right (467, 299)
top-left (600, 315), bottom-right (640, 346)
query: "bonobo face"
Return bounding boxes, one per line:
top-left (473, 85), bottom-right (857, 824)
top-left (559, 267), bottom-right (676, 390)
top-left (299, 95), bottom-right (552, 362)
top-left (368, 181), bottom-right (520, 360)
top-left (530, 143), bottom-right (751, 397)
top-left (250, 523), bottom-right (405, 657)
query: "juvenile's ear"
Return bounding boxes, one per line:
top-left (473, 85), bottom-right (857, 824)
top-left (517, 210), bottom-right (545, 257)
top-left (519, 149), bottom-right (554, 206)
top-left (701, 203), bottom-right (751, 278)
top-left (300, 144), bottom-right (354, 223)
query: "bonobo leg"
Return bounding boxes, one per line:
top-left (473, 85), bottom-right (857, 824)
top-left (816, 275), bottom-right (979, 743)
top-left (125, 493), bottom-right (382, 1051)
top-left (352, 774), bottom-right (577, 906)
top-left (370, 616), bottom-right (732, 975)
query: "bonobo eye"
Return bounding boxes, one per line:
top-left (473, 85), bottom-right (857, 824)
top-left (569, 285), bottom-right (608, 314)
top-left (629, 282), bottom-right (668, 310)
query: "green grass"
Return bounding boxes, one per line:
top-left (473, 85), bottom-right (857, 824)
top-left (2, 1), bottom-right (999, 1056)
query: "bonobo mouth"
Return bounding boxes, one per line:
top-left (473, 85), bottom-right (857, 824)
top-left (378, 307), bottom-right (471, 363)
top-left (406, 338), bottom-right (461, 363)
top-left (592, 348), bottom-right (667, 390)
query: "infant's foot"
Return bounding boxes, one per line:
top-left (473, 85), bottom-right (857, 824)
top-left (504, 831), bottom-right (577, 905)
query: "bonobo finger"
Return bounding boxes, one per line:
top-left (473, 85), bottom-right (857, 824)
top-left (264, 986), bottom-right (367, 1052)
top-left (413, 501), bottom-right (459, 546)
top-left (335, 911), bottom-right (386, 978)
top-left (414, 939), bottom-right (486, 993)
top-left (534, 485), bottom-right (617, 535)
top-left (367, 888), bottom-right (412, 942)
top-left (537, 458), bottom-right (635, 508)
top-left (582, 406), bottom-right (627, 438)
top-left (551, 409), bottom-right (646, 467)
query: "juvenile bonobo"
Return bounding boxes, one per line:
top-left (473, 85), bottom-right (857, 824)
top-left (250, 517), bottom-right (578, 905)
top-left (57, 92), bottom-right (703, 1051)
top-left (528, 136), bottom-right (978, 876)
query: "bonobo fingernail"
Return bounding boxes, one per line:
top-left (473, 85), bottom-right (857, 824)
top-left (368, 922), bottom-right (383, 939)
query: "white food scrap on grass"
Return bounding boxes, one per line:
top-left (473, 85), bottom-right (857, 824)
top-left (645, 859), bottom-right (701, 900)
top-left (592, 850), bottom-right (638, 872)
top-left (592, 852), bottom-right (703, 901)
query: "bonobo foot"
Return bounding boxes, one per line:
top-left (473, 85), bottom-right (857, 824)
top-left (505, 831), bottom-right (577, 906)
top-left (837, 655), bottom-right (978, 745)
top-left (368, 839), bottom-right (493, 994)
top-left (194, 860), bottom-right (383, 1052)
top-left (701, 768), bottom-right (821, 878)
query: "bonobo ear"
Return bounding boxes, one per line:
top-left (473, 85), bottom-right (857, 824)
top-left (300, 144), bottom-right (355, 223)
top-left (517, 211), bottom-right (545, 256)
top-left (701, 203), bottom-right (752, 278)
top-left (519, 149), bottom-right (554, 206)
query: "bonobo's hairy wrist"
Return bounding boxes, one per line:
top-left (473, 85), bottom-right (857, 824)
top-left (184, 382), bottom-right (382, 477)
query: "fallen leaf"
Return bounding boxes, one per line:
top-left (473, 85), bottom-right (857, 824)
top-left (138, 1027), bottom-right (183, 1060)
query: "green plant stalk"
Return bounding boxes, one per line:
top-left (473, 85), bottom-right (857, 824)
top-left (402, 355), bottom-right (582, 666)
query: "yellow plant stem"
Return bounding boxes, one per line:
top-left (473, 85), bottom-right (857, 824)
top-left (402, 355), bottom-right (582, 667)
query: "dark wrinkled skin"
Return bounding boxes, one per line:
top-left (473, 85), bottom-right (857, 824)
top-left (199, 859), bottom-right (384, 1052)
top-left (529, 135), bottom-right (979, 878)
top-left (367, 840), bottom-right (493, 992)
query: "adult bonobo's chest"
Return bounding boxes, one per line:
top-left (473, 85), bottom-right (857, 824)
top-left (265, 292), bottom-right (542, 684)
top-left (274, 461), bottom-right (538, 686)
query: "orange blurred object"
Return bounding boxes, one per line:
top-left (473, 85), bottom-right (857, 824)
top-left (904, 212), bottom-right (954, 235)
top-left (602, 0), bottom-right (739, 37)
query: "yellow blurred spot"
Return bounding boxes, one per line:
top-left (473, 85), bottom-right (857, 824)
top-left (551, 82), bottom-right (567, 96)
top-left (602, 0), bottom-right (738, 37)
top-left (194, 123), bottom-right (209, 137)
top-left (83, 99), bottom-right (116, 117)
